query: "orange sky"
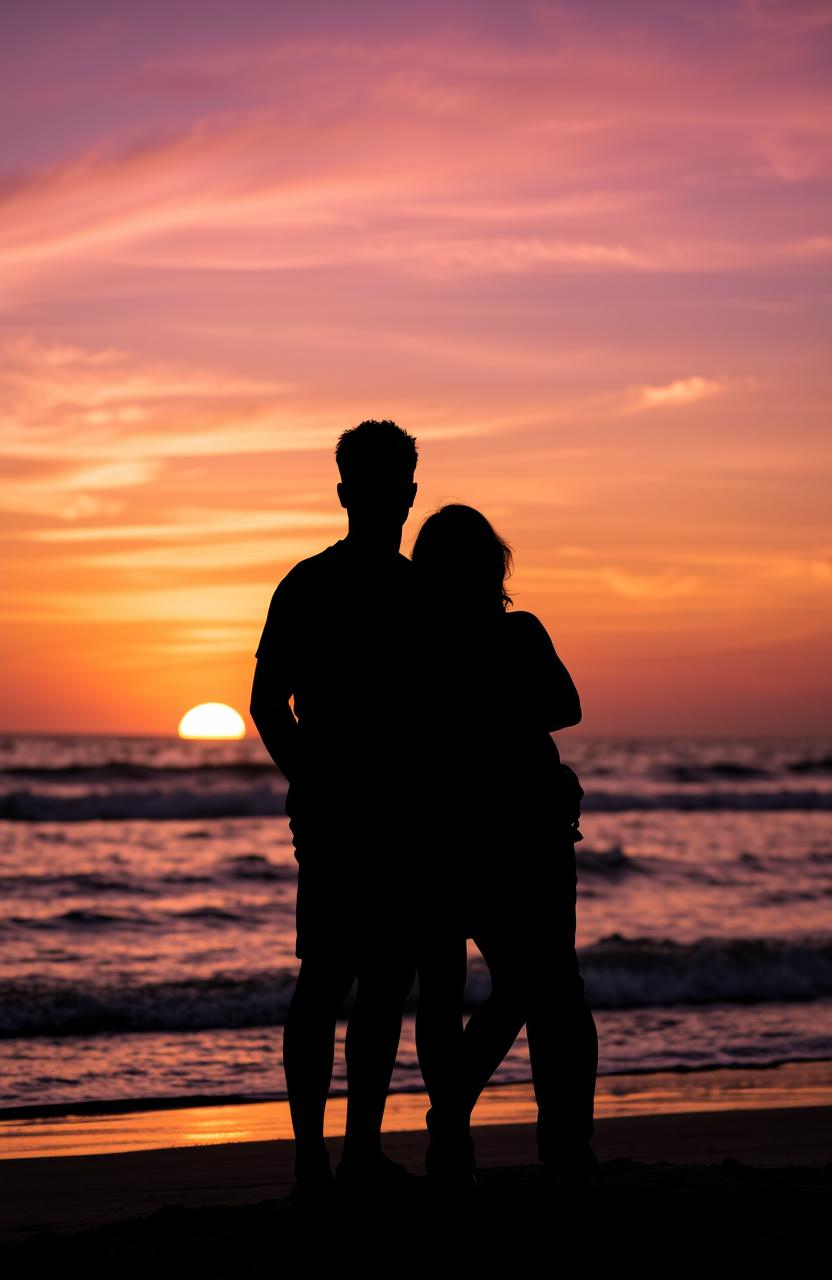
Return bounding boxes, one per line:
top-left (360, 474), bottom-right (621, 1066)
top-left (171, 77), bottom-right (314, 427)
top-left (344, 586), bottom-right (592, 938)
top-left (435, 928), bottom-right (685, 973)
top-left (2, 0), bottom-right (830, 735)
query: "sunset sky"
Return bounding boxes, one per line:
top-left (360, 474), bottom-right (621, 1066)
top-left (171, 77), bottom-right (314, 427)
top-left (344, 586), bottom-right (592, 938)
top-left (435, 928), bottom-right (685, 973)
top-left (2, 0), bottom-right (830, 736)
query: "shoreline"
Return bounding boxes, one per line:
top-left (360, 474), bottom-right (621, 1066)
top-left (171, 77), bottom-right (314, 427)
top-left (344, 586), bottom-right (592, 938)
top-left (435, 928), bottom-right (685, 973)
top-left (2, 1060), bottom-right (831, 1161)
top-left (4, 1053), bottom-right (829, 1123)
top-left (2, 1105), bottom-right (830, 1244)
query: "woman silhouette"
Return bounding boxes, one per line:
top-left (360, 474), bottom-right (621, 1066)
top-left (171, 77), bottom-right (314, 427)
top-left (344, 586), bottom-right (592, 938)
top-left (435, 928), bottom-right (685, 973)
top-left (412, 504), bottom-right (598, 1185)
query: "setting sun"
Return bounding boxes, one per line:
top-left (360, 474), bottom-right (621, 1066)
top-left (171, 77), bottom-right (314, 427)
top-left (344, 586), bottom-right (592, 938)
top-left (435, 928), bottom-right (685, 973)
top-left (177, 703), bottom-right (246, 740)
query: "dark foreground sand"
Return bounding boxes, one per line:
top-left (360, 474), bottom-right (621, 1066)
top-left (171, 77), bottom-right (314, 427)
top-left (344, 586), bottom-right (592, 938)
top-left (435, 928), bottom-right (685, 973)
top-left (2, 1107), bottom-right (830, 1273)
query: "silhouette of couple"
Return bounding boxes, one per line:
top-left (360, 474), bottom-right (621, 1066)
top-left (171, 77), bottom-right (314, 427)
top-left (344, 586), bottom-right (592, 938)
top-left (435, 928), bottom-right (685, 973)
top-left (251, 419), bottom-right (598, 1206)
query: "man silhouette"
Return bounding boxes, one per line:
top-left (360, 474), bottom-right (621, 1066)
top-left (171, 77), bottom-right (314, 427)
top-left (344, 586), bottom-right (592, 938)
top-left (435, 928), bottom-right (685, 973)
top-left (250, 419), bottom-right (419, 1205)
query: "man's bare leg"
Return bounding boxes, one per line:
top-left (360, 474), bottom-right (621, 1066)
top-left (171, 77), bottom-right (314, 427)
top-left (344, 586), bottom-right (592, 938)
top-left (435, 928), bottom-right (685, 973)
top-left (342, 953), bottom-right (415, 1160)
top-left (283, 956), bottom-right (355, 1179)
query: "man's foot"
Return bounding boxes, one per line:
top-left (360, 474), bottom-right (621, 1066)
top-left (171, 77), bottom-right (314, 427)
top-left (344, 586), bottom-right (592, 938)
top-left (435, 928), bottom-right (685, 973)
top-left (553, 1167), bottom-right (596, 1194)
top-left (335, 1150), bottom-right (419, 1210)
top-left (543, 1145), bottom-right (597, 1196)
top-left (291, 1145), bottom-right (336, 1214)
top-left (291, 1168), bottom-right (337, 1215)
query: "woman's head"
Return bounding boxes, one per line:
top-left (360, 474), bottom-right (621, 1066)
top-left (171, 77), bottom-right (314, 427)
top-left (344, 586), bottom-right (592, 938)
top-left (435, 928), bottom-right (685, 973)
top-left (412, 504), bottom-right (513, 613)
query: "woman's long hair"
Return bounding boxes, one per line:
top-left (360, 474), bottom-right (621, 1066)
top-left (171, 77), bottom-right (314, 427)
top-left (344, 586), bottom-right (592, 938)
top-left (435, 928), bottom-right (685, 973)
top-left (411, 504), bottom-right (513, 613)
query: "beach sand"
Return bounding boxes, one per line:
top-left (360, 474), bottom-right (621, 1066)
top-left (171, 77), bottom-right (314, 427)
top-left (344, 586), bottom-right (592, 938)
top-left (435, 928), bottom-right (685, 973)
top-left (2, 1105), bottom-right (830, 1272)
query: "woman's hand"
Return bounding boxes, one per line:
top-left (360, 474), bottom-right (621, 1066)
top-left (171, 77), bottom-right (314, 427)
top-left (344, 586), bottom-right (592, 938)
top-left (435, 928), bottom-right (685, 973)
top-left (555, 763), bottom-right (584, 839)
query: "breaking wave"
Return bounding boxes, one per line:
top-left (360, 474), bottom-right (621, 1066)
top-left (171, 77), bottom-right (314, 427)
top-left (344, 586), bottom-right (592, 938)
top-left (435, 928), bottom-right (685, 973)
top-left (2, 935), bottom-right (830, 1038)
top-left (2, 784), bottom-right (830, 821)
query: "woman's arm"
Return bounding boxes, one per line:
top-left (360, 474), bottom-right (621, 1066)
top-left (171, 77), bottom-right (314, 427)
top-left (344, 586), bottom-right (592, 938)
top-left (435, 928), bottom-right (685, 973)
top-left (509, 611), bottom-right (582, 731)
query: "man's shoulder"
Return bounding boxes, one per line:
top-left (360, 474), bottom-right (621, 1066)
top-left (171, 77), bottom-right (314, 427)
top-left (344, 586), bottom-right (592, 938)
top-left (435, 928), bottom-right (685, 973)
top-left (276, 542), bottom-right (345, 589)
top-left (272, 542), bottom-right (413, 608)
top-left (291, 541), bottom-right (347, 574)
top-left (286, 543), bottom-right (412, 579)
top-left (257, 544), bottom-right (343, 628)
top-left (256, 545), bottom-right (345, 659)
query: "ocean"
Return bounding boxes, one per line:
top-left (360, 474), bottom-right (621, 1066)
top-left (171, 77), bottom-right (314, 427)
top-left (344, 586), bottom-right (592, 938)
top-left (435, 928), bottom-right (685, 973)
top-left (1, 734), bottom-right (831, 1116)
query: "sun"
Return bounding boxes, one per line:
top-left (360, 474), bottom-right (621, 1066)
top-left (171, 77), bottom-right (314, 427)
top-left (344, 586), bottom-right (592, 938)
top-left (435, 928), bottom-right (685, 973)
top-left (178, 703), bottom-right (246, 740)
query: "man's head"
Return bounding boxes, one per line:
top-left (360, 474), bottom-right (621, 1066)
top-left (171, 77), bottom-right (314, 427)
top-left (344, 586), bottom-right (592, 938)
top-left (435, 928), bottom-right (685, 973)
top-left (335, 419), bottom-right (418, 538)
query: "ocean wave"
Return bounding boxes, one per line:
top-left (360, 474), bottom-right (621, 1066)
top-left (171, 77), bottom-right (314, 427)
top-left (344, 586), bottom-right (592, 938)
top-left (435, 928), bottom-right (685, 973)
top-left (1, 762), bottom-right (278, 782)
top-left (8, 907), bottom-right (153, 932)
top-left (2, 782), bottom-right (831, 821)
top-left (2, 936), bottom-right (830, 1037)
top-left (0, 971), bottom-right (299, 1037)
top-left (0, 871), bottom-right (153, 895)
top-left (0, 864), bottom-right (291, 896)
top-left (7, 900), bottom-right (271, 932)
top-left (659, 763), bottom-right (771, 783)
top-left (217, 854), bottom-right (294, 882)
top-left (173, 906), bottom-right (256, 924)
top-left (11, 908), bottom-right (149, 931)
top-left (788, 755), bottom-right (832, 774)
top-left (579, 934), bottom-right (832, 1009)
top-left (6, 753), bottom-right (830, 782)
top-left (0, 784), bottom-right (287, 822)
top-left (584, 789), bottom-right (832, 812)
top-left (575, 845), bottom-right (640, 875)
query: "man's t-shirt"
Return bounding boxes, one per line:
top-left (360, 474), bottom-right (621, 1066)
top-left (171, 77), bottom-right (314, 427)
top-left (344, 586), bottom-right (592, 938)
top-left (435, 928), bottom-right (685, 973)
top-left (255, 539), bottom-right (418, 841)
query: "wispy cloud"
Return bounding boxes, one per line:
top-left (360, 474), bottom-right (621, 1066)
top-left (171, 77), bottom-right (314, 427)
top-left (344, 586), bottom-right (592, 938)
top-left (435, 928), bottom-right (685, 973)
top-left (2, 2), bottom-right (830, 733)
top-left (0, 454), bottom-right (162, 520)
top-left (0, 335), bottom-right (540, 524)
top-left (598, 568), bottom-right (703, 600)
top-left (70, 537), bottom-right (331, 573)
top-left (2, 18), bottom-right (831, 297)
top-left (12, 582), bottom-right (276, 625)
top-left (631, 376), bottom-right (729, 411)
top-left (26, 509), bottom-right (343, 542)
top-left (0, 336), bottom-right (303, 472)
top-left (522, 562), bottom-right (704, 601)
top-left (525, 548), bottom-right (832, 603)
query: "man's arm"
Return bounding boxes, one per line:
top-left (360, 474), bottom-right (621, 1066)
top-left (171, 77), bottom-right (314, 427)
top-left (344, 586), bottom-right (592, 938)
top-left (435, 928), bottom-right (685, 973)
top-left (250, 659), bottom-right (301, 783)
top-left (250, 578), bottom-right (302, 783)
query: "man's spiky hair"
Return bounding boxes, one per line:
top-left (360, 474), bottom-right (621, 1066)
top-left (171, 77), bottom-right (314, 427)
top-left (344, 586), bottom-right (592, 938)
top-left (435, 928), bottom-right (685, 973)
top-left (335, 419), bottom-right (418, 482)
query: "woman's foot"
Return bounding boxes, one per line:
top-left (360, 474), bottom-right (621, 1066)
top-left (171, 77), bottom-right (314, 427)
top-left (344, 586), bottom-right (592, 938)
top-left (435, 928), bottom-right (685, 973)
top-left (424, 1108), bottom-right (477, 1195)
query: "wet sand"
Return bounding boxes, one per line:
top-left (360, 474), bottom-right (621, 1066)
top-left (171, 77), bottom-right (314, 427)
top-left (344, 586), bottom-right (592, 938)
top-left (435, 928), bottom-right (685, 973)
top-left (2, 1103), bottom-right (830, 1273)
top-left (4, 1059), bottom-right (830, 1160)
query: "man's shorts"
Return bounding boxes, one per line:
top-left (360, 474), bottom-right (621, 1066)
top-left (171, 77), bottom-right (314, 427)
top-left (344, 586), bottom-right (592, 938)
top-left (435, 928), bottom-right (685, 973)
top-left (290, 816), bottom-right (414, 961)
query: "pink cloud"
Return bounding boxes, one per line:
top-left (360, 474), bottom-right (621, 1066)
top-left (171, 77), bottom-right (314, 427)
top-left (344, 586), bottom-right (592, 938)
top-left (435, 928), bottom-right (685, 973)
top-left (633, 376), bottom-right (727, 411)
top-left (2, 19), bottom-right (830, 298)
top-left (2, 4), bottom-right (830, 732)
